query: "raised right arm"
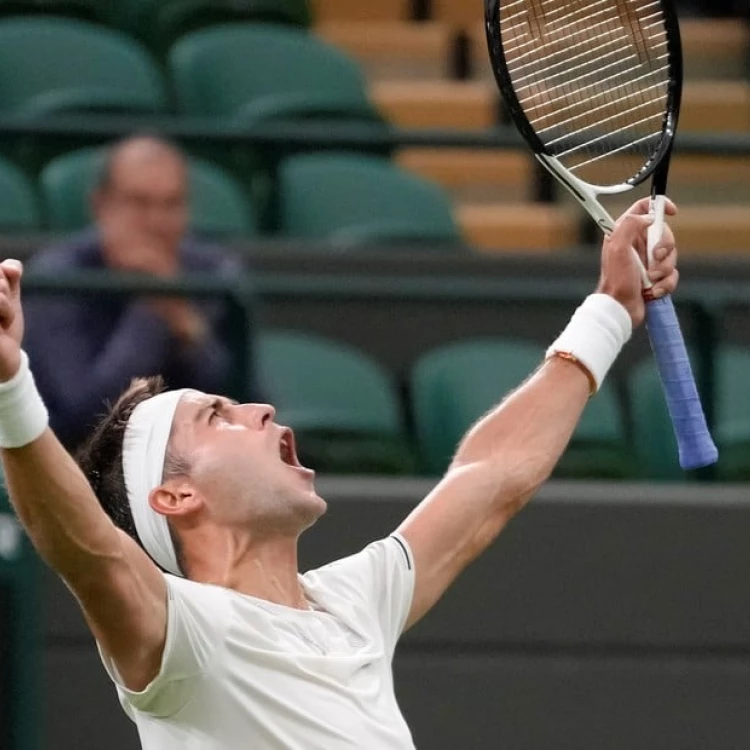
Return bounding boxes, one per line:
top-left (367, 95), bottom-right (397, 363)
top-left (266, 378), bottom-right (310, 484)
top-left (0, 260), bottom-right (167, 691)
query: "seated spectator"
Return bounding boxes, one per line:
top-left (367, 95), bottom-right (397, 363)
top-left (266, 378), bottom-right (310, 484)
top-left (24, 135), bottom-right (259, 449)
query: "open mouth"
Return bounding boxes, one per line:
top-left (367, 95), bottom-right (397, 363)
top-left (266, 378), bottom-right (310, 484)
top-left (279, 427), bottom-right (301, 467)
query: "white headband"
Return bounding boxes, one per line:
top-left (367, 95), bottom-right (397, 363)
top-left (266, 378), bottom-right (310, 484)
top-left (122, 389), bottom-right (191, 577)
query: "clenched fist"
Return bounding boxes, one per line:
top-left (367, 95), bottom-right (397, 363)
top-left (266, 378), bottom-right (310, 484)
top-left (0, 259), bottom-right (24, 382)
top-left (596, 197), bottom-right (679, 328)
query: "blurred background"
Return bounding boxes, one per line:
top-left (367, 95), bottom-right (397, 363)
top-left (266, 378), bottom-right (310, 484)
top-left (0, 0), bottom-right (749, 748)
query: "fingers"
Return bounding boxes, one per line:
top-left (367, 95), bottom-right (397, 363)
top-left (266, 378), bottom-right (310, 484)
top-left (646, 235), bottom-right (679, 299)
top-left (623, 196), bottom-right (678, 217)
top-left (0, 259), bottom-right (22, 329)
top-left (0, 259), bottom-right (23, 298)
top-left (648, 267), bottom-right (679, 300)
top-left (0, 273), bottom-right (14, 328)
top-left (626, 197), bottom-right (653, 216)
top-left (648, 249), bottom-right (675, 283)
top-left (606, 211), bottom-right (654, 252)
top-left (649, 239), bottom-right (676, 272)
top-left (0, 293), bottom-right (13, 328)
top-left (646, 212), bottom-right (678, 296)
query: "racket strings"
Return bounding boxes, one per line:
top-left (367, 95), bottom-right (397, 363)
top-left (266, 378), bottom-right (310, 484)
top-left (499, 0), bottom-right (670, 185)
top-left (507, 24), bottom-right (665, 87)
top-left (505, 0), bottom-right (656, 61)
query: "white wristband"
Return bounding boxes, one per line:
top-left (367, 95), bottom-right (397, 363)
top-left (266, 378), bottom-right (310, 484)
top-left (546, 294), bottom-right (632, 393)
top-left (0, 351), bottom-right (49, 448)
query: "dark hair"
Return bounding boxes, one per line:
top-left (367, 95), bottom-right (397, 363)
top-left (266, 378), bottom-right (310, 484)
top-left (76, 376), bottom-right (188, 566)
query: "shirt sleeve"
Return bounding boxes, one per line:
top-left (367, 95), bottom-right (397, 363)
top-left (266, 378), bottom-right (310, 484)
top-left (96, 576), bottom-right (231, 719)
top-left (306, 534), bottom-right (415, 657)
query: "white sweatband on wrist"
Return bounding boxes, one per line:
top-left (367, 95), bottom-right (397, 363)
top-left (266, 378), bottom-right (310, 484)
top-left (122, 388), bottom-right (192, 577)
top-left (0, 350), bottom-right (49, 448)
top-left (546, 293), bottom-right (632, 394)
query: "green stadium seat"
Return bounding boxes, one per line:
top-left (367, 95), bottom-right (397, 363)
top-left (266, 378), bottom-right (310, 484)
top-left (0, 0), bottom-right (103, 22)
top-left (186, 159), bottom-right (258, 238)
top-left (39, 147), bottom-right (257, 237)
top-left (257, 331), bottom-right (417, 474)
top-left (170, 23), bottom-right (389, 231)
top-left (169, 23), bottom-right (380, 124)
top-left (277, 152), bottom-right (463, 247)
top-left (412, 338), bottom-right (634, 478)
top-left (117, 0), bottom-right (311, 54)
top-left (630, 345), bottom-right (750, 481)
top-left (0, 157), bottom-right (40, 231)
top-left (0, 17), bottom-right (166, 117)
top-left (713, 345), bottom-right (750, 481)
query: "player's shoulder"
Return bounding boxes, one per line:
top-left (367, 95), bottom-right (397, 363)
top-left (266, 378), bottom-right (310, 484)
top-left (303, 535), bottom-right (413, 589)
top-left (163, 573), bottom-right (236, 612)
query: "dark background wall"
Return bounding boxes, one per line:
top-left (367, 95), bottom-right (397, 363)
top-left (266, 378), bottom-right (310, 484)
top-left (18, 478), bottom-right (750, 750)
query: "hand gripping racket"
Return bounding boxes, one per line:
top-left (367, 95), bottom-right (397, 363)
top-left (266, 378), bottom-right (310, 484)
top-left (485, 0), bottom-right (718, 470)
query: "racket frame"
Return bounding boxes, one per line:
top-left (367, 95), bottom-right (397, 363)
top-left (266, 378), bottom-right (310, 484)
top-left (484, 0), bottom-right (718, 471)
top-left (484, 0), bottom-right (683, 195)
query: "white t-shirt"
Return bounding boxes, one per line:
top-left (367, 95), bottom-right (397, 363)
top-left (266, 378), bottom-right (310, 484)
top-left (98, 534), bottom-right (417, 750)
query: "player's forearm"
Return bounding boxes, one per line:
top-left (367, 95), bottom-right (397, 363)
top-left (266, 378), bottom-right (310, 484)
top-left (451, 356), bottom-right (590, 494)
top-left (452, 293), bottom-right (632, 504)
top-left (2, 429), bottom-right (122, 581)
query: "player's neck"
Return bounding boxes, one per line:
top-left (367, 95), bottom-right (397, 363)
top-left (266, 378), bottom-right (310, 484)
top-left (183, 529), bottom-right (308, 610)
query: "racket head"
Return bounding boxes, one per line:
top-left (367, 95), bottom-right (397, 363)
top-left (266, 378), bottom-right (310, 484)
top-left (485, 0), bottom-right (683, 192)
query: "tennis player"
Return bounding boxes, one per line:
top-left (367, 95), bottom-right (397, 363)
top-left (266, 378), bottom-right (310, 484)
top-left (0, 197), bottom-right (678, 749)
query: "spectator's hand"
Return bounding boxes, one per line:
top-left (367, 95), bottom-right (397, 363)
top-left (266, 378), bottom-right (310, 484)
top-left (108, 232), bottom-right (206, 345)
top-left (0, 260), bottom-right (24, 381)
top-left (596, 197), bottom-right (679, 328)
top-left (101, 213), bottom-right (180, 277)
top-left (117, 242), bottom-right (179, 278)
top-left (149, 299), bottom-right (209, 347)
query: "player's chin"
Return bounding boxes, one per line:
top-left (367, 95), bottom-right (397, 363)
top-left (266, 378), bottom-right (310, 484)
top-left (297, 493), bottom-right (328, 531)
top-left (312, 492), bottom-right (327, 517)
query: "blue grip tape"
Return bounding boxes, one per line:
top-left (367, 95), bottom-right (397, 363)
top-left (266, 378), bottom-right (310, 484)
top-left (645, 296), bottom-right (718, 470)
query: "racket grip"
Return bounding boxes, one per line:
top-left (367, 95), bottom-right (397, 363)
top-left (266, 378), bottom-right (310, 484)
top-left (645, 295), bottom-right (718, 470)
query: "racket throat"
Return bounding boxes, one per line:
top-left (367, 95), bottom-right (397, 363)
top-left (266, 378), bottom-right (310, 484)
top-left (535, 154), bottom-right (651, 288)
top-left (536, 154), bottom-right (620, 234)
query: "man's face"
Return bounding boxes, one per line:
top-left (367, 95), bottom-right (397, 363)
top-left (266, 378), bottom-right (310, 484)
top-left (93, 150), bottom-right (189, 273)
top-left (165, 392), bottom-right (327, 535)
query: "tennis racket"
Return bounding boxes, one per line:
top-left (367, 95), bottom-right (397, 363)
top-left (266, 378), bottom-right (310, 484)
top-left (485, 0), bottom-right (718, 470)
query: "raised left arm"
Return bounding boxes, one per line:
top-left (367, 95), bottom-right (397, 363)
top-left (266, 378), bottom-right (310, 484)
top-left (397, 354), bottom-right (589, 629)
top-left (398, 199), bottom-right (679, 630)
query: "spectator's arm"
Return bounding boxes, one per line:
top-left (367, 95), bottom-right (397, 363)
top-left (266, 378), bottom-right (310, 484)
top-left (172, 325), bottom-right (232, 396)
top-left (25, 300), bottom-right (173, 436)
top-left (173, 250), bottom-right (261, 400)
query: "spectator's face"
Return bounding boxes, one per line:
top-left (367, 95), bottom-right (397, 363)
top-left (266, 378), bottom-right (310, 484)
top-left (94, 148), bottom-right (189, 273)
top-left (158, 392), bottom-right (326, 538)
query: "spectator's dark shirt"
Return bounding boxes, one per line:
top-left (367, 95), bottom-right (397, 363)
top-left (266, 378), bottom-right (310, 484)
top-left (24, 230), bottom-right (254, 449)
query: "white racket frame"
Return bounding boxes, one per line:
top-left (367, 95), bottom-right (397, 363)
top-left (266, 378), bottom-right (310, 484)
top-left (538, 153), bottom-right (665, 289)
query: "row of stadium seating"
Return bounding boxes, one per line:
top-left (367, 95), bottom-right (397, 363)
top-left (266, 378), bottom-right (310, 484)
top-left (0, 15), bottom-right (745, 253)
top-left (5, 142), bottom-right (749, 255)
top-left (258, 330), bottom-right (750, 482)
top-left (2, 0), bottom-right (746, 52)
top-left (7, 144), bottom-right (750, 254)
top-left (315, 11), bottom-right (750, 252)
top-left (0, 148), bottom-right (464, 245)
top-left (0, 16), bottom-right (744, 131)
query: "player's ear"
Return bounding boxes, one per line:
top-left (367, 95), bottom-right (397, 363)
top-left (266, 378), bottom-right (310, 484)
top-left (149, 480), bottom-right (200, 518)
